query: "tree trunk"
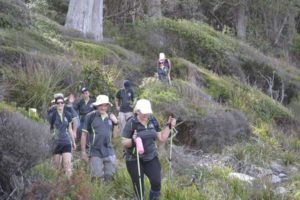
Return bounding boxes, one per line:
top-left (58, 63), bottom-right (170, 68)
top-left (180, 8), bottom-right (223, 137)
top-left (236, 0), bottom-right (247, 39)
top-left (146, 0), bottom-right (162, 19)
top-left (65, 0), bottom-right (103, 41)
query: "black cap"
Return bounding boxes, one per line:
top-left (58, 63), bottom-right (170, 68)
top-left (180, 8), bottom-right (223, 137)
top-left (124, 80), bottom-right (131, 88)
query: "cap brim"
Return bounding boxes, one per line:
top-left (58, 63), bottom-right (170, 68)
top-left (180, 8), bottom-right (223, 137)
top-left (139, 108), bottom-right (153, 114)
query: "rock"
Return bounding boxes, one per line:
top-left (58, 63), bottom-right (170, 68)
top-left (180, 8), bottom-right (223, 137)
top-left (287, 166), bottom-right (298, 174)
top-left (270, 161), bottom-right (284, 173)
top-left (271, 175), bottom-right (281, 184)
top-left (278, 173), bottom-right (287, 178)
top-left (228, 172), bottom-right (255, 184)
top-left (274, 187), bottom-right (288, 196)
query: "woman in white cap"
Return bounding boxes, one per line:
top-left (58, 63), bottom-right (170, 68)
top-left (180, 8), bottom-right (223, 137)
top-left (121, 99), bottom-right (176, 200)
top-left (157, 52), bottom-right (172, 84)
top-left (81, 95), bottom-right (118, 181)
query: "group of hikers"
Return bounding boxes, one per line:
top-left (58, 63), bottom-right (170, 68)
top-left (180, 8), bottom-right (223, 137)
top-left (47, 53), bottom-right (176, 200)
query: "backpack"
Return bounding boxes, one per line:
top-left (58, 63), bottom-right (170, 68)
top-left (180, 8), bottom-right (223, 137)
top-left (128, 115), bottom-right (159, 134)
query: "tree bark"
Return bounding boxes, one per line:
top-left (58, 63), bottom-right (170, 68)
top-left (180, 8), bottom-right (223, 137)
top-left (65, 0), bottom-right (103, 41)
top-left (146, 0), bottom-right (162, 19)
top-left (236, 0), bottom-right (247, 39)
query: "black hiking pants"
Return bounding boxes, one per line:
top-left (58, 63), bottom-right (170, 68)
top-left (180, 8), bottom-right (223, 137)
top-left (126, 156), bottom-right (161, 200)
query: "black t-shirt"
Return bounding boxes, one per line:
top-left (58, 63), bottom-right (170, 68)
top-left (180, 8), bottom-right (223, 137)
top-left (48, 110), bottom-right (72, 145)
top-left (82, 111), bottom-right (115, 158)
top-left (122, 115), bottom-right (161, 161)
top-left (74, 97), bottom-right (95, 120)
top-left (116, 88), bottom-right (134, 112)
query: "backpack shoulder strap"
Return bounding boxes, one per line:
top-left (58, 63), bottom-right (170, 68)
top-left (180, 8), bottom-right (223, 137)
top-left (49, 109), bottom-right (57, 130)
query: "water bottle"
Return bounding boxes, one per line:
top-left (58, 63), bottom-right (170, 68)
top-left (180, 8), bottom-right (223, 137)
top-left (135, 137), bottom-right (144, 155)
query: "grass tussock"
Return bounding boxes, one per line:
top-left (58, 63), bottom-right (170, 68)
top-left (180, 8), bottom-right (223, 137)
top-left (1, 59), bottom-right (75, 115)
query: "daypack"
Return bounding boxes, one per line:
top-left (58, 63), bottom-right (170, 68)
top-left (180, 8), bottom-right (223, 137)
top-left (128, 115), bottom-right (159, 135)
top-left (125, 115), bottom-right (160, 158)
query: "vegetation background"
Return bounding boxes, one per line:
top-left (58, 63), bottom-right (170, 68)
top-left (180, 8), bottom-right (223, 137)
top-left (0, 0), bottom-right (300, 199)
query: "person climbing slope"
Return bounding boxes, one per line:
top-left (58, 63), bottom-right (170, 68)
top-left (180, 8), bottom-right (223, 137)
top-left (121, 99), bottom-right (176, 200)
top-left (74, 87), bottom-right (96, 141)
top-left (157, 53), bottom-right (172, 85)
top-left (115, 80), bottom-right (134, 136)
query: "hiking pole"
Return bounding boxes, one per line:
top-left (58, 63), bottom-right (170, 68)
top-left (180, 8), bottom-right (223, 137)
top-left (168, 114), bottom-right (178, 179)
top-left (136, 136), bottom-right (144, 200)
top-left (168, 127), bottom-right (178, 179)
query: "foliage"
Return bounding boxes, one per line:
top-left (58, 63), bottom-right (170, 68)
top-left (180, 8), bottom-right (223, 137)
top-left (1, 62), bottom-right (74, 115)
top-left (72, 41), bottom-right (113, 61)
top-left (0, 29), bottom-right (63, 54)
top-left (140, 81), bottom-right (178, 105)
top-left (110, 18), bottom-right (233, 74)
top-left (291, 34), bottom-right (300, 58)
top-left (0, 0), bottom-right (29, 29)
top-left (0, 109), bottom-right (51, 196)
top-left (31, 13), bottom-right (66, 49)
top-left (82, 64), bottom-right (118, 100)
top-left (199, 66), bottom-right (292, 123)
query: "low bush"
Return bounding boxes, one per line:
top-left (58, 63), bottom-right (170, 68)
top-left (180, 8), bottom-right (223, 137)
top-left (0, 109), bottom-right (51, 198)
top-left (1, 60), bottom-right (75, 115)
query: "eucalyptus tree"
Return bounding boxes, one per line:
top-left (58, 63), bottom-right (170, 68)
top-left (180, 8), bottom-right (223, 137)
top-left (65, 0), bottom-right (104, 41)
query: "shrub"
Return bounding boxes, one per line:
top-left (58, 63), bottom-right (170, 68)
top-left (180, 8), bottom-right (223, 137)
top-left (1, 60), bottom-right (75, 115)
top-left (0, 109), bottom-right (51, 198)
top-left (82, 64), bottom-right (118, 100)
top-left (0, 0), bottom-right (29, 29)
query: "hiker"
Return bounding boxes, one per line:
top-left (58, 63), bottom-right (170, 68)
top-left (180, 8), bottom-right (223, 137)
top-left (48, 93), bottom-right (78, 139)
top-left (121, 99), bottom-right (176, 200)
top-left (81, 95), bottom-right (118, 181)
top-left (66, 93), bottom-right (80, 134)
top-left (48, 95), bottom-right (76, 178)
top-left (115, 80), bottom-right (134, 136)
top-left (157, 53), bottom-right (172, 84)
top-left (74, 87), bottom-right (96, 141)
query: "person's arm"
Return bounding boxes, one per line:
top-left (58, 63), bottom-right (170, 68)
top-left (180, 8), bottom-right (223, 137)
top-left (121, 120), bottom-right (135, 148)
top-left (81, 114), bottom-right (90, 162)
top-left (115, 91), bottom-right (121, 111)
top-left (70, 107), bottom-right (78, 138)
top-left (109, 113), bottom-right (118, 125)
top-left (157, 116), bottom-right (176, 142)
top-left (72, 118), bottom-right (78, 138)
top-left (69, 123), bottom-right (76, 150)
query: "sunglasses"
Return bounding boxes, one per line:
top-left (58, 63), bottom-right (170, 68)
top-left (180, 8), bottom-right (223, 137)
top-left (56, 101), bottom-right (64, 105)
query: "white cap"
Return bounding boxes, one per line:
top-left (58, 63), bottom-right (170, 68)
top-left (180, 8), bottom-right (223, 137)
top-left (93, 95), bottom-right (113, 106)
top-left (51, 93), bottom-right (67, 103)
top-left (134, 99), bottom-right (153, 114)
top-left (159, 53), bottom-right (165, 61)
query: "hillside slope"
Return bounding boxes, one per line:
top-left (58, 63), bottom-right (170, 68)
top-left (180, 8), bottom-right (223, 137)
top-left (0, 1), bottom-right (300, 199)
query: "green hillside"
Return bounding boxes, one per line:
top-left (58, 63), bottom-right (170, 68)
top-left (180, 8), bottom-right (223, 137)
top-left (0, 0), bottom-right (300, 199)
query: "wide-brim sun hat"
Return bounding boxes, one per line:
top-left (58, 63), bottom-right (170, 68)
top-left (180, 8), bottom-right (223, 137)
top-left (134, 99), bottom-right (153, 114)
top-left (93, 95), bottom-right (113, 106)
